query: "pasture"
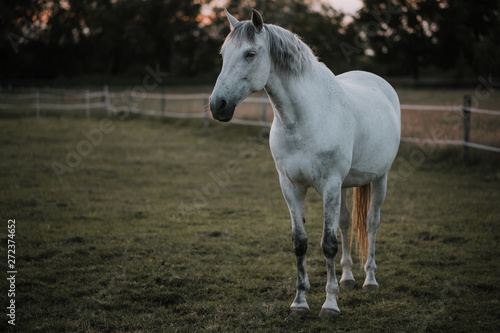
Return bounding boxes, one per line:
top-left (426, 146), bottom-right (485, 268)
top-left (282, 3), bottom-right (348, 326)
top-left (1, 113), bottom-right (499, 332)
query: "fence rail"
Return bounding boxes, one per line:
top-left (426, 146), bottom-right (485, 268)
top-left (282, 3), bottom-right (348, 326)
top-left (1, 86), bottom-right (499, 161)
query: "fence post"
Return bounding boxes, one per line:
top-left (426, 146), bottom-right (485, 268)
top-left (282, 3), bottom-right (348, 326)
top-left (126, 87), bottom-right (132, 115)
top-left (85, 89), bottom-right (90, 118)
top-left (462, 95), bottom-right (471, 166)
top-left (203, 93), bottom-right (210, 129)
top-left (104, 85), bottom-right (111, 116)
top-left (160, 90), bottom-right (166, 120)
top-left (35, 88), bottom-right (40, 118)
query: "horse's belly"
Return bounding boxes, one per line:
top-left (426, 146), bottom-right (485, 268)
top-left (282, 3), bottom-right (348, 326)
top-left (342, 169), bottom-right (380, 188)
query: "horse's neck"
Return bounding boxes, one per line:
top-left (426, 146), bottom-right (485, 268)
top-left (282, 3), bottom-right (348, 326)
top-left (264, 74), bottom-right (308, 128)
top-left (265, 63), bottom-right (341, 129)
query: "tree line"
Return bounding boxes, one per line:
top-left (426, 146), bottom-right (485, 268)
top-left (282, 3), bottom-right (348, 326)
top-left (1, 0), bottom-right (499, 83)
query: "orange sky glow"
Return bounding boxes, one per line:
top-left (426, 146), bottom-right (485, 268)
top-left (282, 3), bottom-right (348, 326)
top-left (199, 0), bottom-right (363, 26)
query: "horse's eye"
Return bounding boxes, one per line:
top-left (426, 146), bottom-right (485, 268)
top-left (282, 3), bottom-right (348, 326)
top-left (245, 51), bottom-right (257, 59)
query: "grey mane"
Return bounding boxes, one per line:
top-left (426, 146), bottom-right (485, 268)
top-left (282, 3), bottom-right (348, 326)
top-left (222, 21), bottom-right (317, 76)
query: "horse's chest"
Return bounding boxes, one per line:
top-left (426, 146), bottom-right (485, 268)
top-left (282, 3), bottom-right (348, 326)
top-left (275, 152), bottom-right (315, 183)
top-left (270, 133), bottom-right (348, 188)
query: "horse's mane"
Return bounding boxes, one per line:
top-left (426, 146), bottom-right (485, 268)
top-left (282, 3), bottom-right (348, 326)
top-left (222, 21), bottom-right (317, 76)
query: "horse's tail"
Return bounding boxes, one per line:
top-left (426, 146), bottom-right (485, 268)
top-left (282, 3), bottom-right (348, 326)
top-left (350, 183), bottom-right (371, 265)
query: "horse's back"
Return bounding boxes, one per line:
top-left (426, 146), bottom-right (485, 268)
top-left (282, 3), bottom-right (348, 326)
top-left (337, 70), bottom-right (400, 121)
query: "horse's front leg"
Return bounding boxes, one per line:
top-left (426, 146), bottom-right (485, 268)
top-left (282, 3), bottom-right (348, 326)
top-left (280, 176), bottom-right (309, 317)
top-left (319, 182), bottom-right (342, 318)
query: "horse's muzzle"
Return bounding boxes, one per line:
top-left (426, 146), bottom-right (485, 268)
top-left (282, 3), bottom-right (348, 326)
top-left (209, 97), bottom-right (236, 122)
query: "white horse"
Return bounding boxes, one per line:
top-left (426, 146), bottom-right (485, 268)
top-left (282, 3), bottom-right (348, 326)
top-left (209, 9), bottom-right (401, 318)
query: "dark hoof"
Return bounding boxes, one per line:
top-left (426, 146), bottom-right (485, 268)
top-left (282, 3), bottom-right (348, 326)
top-left (290, 307), bottom-right (309, 318)
top-left (340, 280), bottom-right (356, 289)
top-left (318, 308), bottom-right (340, 319)
top-left (363, 284), bottom-right (379, 291)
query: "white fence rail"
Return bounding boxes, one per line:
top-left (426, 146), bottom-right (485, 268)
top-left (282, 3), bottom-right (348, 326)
top-left (1, 86), bottom-right (499, 159)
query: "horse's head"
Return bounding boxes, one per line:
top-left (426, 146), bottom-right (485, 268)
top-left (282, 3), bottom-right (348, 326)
top-left (209, 9), bottom-right (271, 122)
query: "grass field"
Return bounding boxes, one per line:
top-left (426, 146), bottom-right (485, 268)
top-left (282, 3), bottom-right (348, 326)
top-left (1, 115), bottom-right (499, 332)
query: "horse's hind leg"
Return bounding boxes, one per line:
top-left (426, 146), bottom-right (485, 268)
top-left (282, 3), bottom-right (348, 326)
top-left (279, 177), bottom-right (309, 317)
top-left (339, 189), bottom-right (355, 289)
top-left (319, 182), bottom-right (342, 318)
top-left (363, 173), bottom-right (388, 290)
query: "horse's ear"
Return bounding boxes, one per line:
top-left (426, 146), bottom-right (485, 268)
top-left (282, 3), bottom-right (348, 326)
top-left (224, 8), bottom-right (239, 32)
top-left (251, 9), bottom-right (264, 32)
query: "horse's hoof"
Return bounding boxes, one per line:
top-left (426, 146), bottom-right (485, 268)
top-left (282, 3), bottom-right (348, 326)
top-left (340, 280), bottom-right (356, 289)
top-left (290, 307), bottom-right (309, 318)
top-left (318, 308), bottom-right (340, 319)
top-left (363, 284), bottom-right (379, 291)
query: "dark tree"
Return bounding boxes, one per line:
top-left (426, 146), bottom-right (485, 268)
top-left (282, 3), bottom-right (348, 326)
top-left (352, 0), bottom-right (500, 78)
top-left (1, 0), bottom-right (213, 80)
top-left (353, 0), bottom-right (443, 79)
top-left (433, 0), bottom-right (500, 77)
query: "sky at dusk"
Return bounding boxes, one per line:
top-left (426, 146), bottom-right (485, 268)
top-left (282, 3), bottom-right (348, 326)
top-left (202, 0), bottom-right (364, 16)
top-left (327, 0), bottom-right (363, 14)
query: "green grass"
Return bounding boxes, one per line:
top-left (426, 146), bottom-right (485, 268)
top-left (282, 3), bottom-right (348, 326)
top-left (1, 116), bottom-right (499, 332)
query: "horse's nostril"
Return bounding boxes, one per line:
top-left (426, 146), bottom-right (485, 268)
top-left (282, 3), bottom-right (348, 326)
top-left (219, 99), bottom-right (227, 109)
top-left (209, 97), bottom-right (229, 114)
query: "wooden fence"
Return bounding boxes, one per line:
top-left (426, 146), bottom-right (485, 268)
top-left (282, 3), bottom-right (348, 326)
top-left (1, 86), bottom-right (499, 163)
